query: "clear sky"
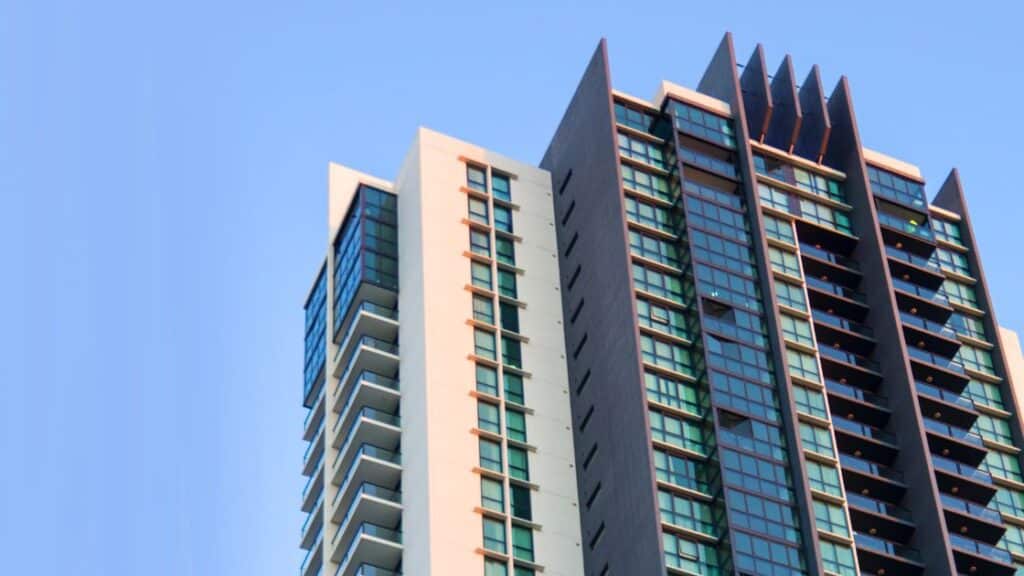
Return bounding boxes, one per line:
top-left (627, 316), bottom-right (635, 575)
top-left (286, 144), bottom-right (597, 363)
top-left (2, 1), bottom-right (1022, 574)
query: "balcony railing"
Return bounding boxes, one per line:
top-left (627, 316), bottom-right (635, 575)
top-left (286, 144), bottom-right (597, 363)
top-left (855, 532), bottom-right (923, 562)
top-left (915, 381), bottom-right (974, 410)
top-left (801, 243), bottom-right (860, 271)
top-left (891, 278), bottom-right (950, 306)
top-left (335, 372), bottom-right (400, 432)
top-left (833, 416), bottom-right (897, 445)
top-left (876, 210), bottom-right (934, 241)
top-left (300, 529), bottom-right (323, 576)
top-left (923, 418), bottom-right (984, 447)
top-left (840, 453), bottom-right (905, 483)
top-left (826, 379), bottom-right (887, 407)
top-left (805, 276), bottom-right (867, 304)
top-left (333, 484), bottom-right (402, 544)
top-left (885, 245), bottom-right (942, 273)
top-left (949, 533), bottom-right (1013, 565)
top-left (899, 311), bottom-right (957, 340)
top-left (847, 492), bottom-right (914, 522)
top-left (333, 444), bottom-right (402, 508)
top-left (678, 147), bottom-right (738, 179)
top-left (819, 345), bottom-right (880, 372)
top-left (940, 493), bottom-right (1001, 524)
top-left (907, 347), bottom-right (966, 375)
top-left (301, 492), bottom-right (324, 540)
top-left (814, 309), bottom-right (874, 337)
top-left (931, 454), bottom-right (991, 484)
top-left (352, 565), bottom-right (400, 576)
top-left (334, 523), bottom-right (403, 576)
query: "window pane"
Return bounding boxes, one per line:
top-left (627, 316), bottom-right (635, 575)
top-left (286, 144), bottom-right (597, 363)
top-left (478, 401), bottom-right (501, 434)
top-left (469, 197), bottom-right (489, 223)
top-left (481, 477), bottom-right (504, 511)
top-left (483, 517), bottom-right (506, 553)
top-left (508, 446), bottom-right (529, 481)
top-left (467, 165), bottom-right (487, 192)
top-left (502, 336), bottom-right (523, 368)
top-left (511, 525), bottom-right (534, 562)
top-left (476, 364), bottom-right (498, 396)
top-left (510, 484), bottom-right (532, 520)
top-left (475, 328), bottom-right (497, 360)
top-left (492, 173), bottom-right (511, 202)
top-left (500, 302), bottom-right (520, 333)
top-left (472, 261), bottom-right (492, 290)
top-left (473, 294), bottom-right (495, 324)
top-left (506, 408), bottom-right (527, 442)
top-left (504, 372), bottom-right (524, 404)
top-left (479, 438), bottom-right (502, 472)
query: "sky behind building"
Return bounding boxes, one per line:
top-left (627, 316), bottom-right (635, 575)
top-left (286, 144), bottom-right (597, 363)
top-left (2, 1), bottom-right (1023, 574)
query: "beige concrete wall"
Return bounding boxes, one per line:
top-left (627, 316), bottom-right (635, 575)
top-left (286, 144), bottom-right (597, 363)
top-left (397, 127), bottom-right (583, 575)
top-left (1000, 327), bottom-right (1024, 420)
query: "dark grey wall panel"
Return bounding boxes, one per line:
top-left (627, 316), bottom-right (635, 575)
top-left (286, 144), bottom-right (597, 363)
top-left (766, 55), bottom-right (802, 154)
top-left (541, 39), bottom-right (665, 576)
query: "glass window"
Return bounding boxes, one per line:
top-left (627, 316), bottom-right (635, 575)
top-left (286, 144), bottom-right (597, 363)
top-left (819, 540), bottom-right (856, 576)
top-left (615, 102), bottom-right (655, 132)
top-left (793, 385), bottom-right (828, 419)
top-left (649, 409), bottom-right (705, 454)
top-left (502, 337), bottom-right (522, 368)
top-left (806, 460), bottom-right (842, 497)
top-left (470, 228), bottom-right (491, 256)
top-left (637, 298), bottom-right (690, 340)
top-left (476, 364), bottom-right (498, 396)
top-left (473, 294), bottom-right (495, 324)
top-left (513, 568), bottom-right (534, 576)
top-left (511, 525), bottom-right (534, 562)
top-left (494, 205), bottom-right (513, 233)
top-left (483, 517), bottom-right (506, 553)
top-left (506, 408), bottom-right (527, 442)
top-left (949, 312), bottom-right (987, 341)
top-left (958, 344), bottom-right (995, 376)
top-left (769, 246), bottom-right (802, 278)
top-left (800, 422), bottom-right (834, 457)
top-left (814, 499), bottom-right (849, 537)
top-left (932, 218), bottom-right (964, 246)
top-left (658, 490), bottom-right (715, 536)
top-left (500, 302), bottom-right (520, 333)
top-left (654, 449), bottom-right (710, 494)
top-left (479, 438), bottom-right (503, 472)
top-left (867, 166), bottom-right (926, 209)
top-left (621, 164), bottom-right (671, 202)
top-left (775, 281), bottom-right (807, 311)
top-left (663, 532), bottom-right (719, 574)
top-left (671, 100), bottom-right (736, 148)
top-left (484, 559), bottom-right (508, 576)
top-left (763, 214), bottom-right (795, 245)
top-left (630, 230), bottom-right (681, 268)
top-left (934, 247), bottom-right (971, 276)
top-left (780, 314), bottom-right (814, 346)
top-left (645, 370), bottom-right (702, 415)
top-left (474, 328), bottom-right (497, 360)
top-left (974, 413), bottom-right (1014, 446)
top-left (758, 183), bottom-right (790, 212)
top-left (943, 279), bottom-right (979, 308)
top-left (498, 269), bottom-right (518, 299)
top-left (481, 477), bottom-right (504, 511)
top-left (625, 196), bottom-right (675, 234)
top-left (964, 378), bottom-right (1005, 411)
top-left (478, 401), bottom-right (501, 434)
top-left (787, 348), bottom-right (820, 383)
top-left (799, 198), bottom-right (852, 234)
top-left (504, 372), bottom-right (524, 404)
top-left (640, 334), bottom-right (694, 377)
top-left (469, 196), bottom-right (489, 224)
top-left (508, 446), bottom-right (529, 481)
top-left (510, 484), bottom-right (532, 520)
top-left (617, 132), bottom-right (666, 169)
top-left (467, 165), bottom-right (487, 192)
top-left (496, 237), bottom-right (516, 266)
top-left (492, 173), bottom-right (511, 203)
top-left (472, 261), bottom-right (492, 290)
top-left (632, 263), bottom-right (686, 304)
top-left (983, 450), bottom-right (1024, 482)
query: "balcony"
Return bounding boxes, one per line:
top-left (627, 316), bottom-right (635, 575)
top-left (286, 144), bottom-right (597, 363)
top-left (332, 484), bottom-right (402, 561)
top-left (847, 492), bottom-right (915, 542)
top-left (800, 244), bottom-right (861, 288)
top-left (351, 566), bottom-right (400, 576)
top-left (900, 312), bottom-right (961, 357)
top-left (840, 453), bottom-right (907, 502)
top-left (331, 301), bottom-right (399, 379)
top-left (819, 345), bottom-right (882, 385)
top-left (876, 207), bottom-right (935, 255)
top-left (941, 492), bottom-right (1005, 544)
top-left (854, 532), bottom-right (924, 575)
top-left (932, 454), bottom-right (997, 505)
top-left (805, 277), bottom-right (869, 322)
top-left (333, 372), bottom-right (401, 441)
top-left (950, 533), bottom-right (1016, 576)
top-left (300, 529), bottom-right (324, 576)
top-left (908, 347), bottom-right (970, 395)
top-left (923, 418), bottom-right (987, 466)
top-left (331, 523), bottom-right (403, 576)
top-left (677, 138), bottom-right (739, 180)
top-left (331, 444), bottom-right (402, 502)
top-left (301, 493), bottom-right (325, 550)
top-left (812, 309), bottom-right (875, 356)
top-left (892, 278), bottom-right (953, 323)
top-left (333, 334), bottom-right (400, 381)
top-left (331, 407), bottom-right (401, 478)
top-left (305, 392), bottom-right (327, 442)
top-left (834, 416), bottom-right (899, 463)
top-left (303, 422), bottom-right (326, 477)
top-left (826, 379), bottom-right (889, 428)
top-left (302, 465), bottom-right (325, 513)
top-left (886, 245), bottom-right (945, 290)
top-left (915, 381), bottom-right (978, 430)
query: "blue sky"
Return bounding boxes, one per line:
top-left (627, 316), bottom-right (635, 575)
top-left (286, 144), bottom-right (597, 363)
top-left (2, 1), bottom-right (1021, 574)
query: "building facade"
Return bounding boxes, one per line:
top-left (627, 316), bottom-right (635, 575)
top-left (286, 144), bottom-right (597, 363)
top-left (302, 34), bottom-right (1024, 576)
top-left (300, 128), bottom-right (583, 576)
top-left (543, 35), bottom-right (1024, 576)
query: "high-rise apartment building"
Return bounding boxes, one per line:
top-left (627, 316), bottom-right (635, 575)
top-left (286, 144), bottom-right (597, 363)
top-left (302, 33), bottom-right (1024, 576)
top-left (543, 35), bottom-right (1024, 576)
top-left (300, 128), bottom-right (583, 576)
